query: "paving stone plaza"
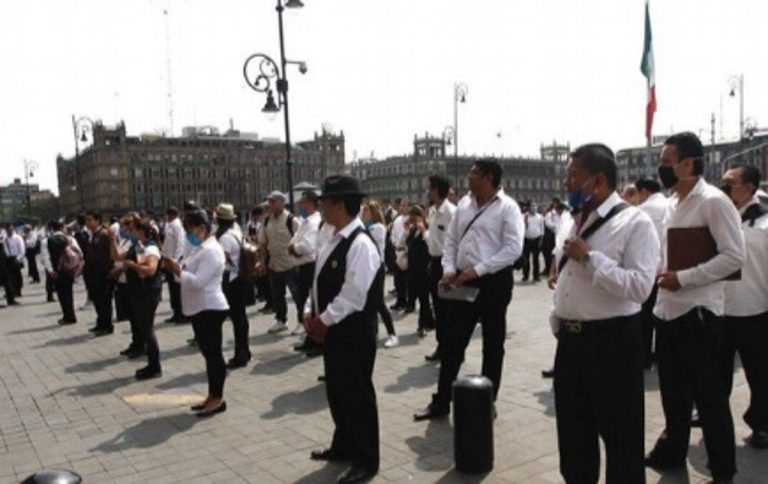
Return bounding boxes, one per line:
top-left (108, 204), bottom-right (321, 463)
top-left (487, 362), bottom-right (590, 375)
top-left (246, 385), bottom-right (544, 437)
top-left (0, 279), bottom-right (765, 483)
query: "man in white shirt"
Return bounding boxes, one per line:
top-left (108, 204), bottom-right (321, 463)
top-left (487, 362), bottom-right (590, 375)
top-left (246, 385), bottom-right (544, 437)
top-left (549, 144), bottom-right (659, 484)
top-left (24, 225), bottom-right (41, 284)
top-left (648, 132), bottom-right (744, 484)
top-left (388, 200), bottom-right (409, 310)
top-left (303, 175), bottom-right (382, 483)
top-left (258, 191), bottom-right (301, 334)
top-left (289, 191), bottom-right (321, 338)
top-left (414, 159), bottom-right (524, 421)
top-left (522, 202), bottom-right (545, 282)
top-left (541, 198), bottom-right (564, 278)
top-left (634, 178), bottom-right (667, 369)
top-left (720, 164), bottom-right (768, 450)
top-left (425, 175), bottom-right (456, 362)
top-left (163, 207), bottom-right (185, 323)
top-left (4, 224), bottom-right (26, 299)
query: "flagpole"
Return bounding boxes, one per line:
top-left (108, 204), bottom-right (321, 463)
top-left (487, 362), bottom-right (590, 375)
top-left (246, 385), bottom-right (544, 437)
top-left (645, 79), bottom-right (653, 177)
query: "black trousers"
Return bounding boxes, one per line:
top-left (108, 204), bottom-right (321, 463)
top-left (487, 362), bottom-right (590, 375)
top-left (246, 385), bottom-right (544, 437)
top-left (54, 273), bottom-right (75, 322)
top-left (114, 282), bottom-right (130, 321)
top-left (131, 290), bottom-right (161, 370)
top-left (434, 268), bottom-right (513, 407)
top-left (324, 317), bottom-right (379, 472)
top-left (256, 272), bottom-right (272, 305)
top-left (722, 313), bottom-right (768, 433)
top-left (650, 308), bottom-right (736, 479)
top-left (5, 256), bottom-right (22, 297)
top-left (45, 272), bottom-right (55, 301)
top-left (88, 275), bottom-right (114, 330)
top-left (429, 256), bottom-right (446, 354)
top-left (554, 315), bottom-right (645, 484)
top-left (296, 262), bottom-right (315, 313)
top-left (640, 284), bottom-right (658, 368)
top-left (393, 267), bottom-right (407, 307)
top-left (166, 270), bottom-right (182, 320)
top-left (192, 310), bottom-right (229, 398)
top-left (407, 264), bottom-right (434, 329)
top-left (522, 237), bottom-right (541, 280)
top-left (223, 276), bottom-right (251, 361)
top-left (541, 229), bottom-right (555, 276)
top-left (26, 249), bottom-right (40, 282)
top-left (377, 297), bottom-right (395, 336)
top-left (269, 268), bottom-right (300, 323)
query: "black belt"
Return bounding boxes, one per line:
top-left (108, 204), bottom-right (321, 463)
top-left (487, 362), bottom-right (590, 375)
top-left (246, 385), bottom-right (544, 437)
top-left (560, 314), bottom-right (638, 334)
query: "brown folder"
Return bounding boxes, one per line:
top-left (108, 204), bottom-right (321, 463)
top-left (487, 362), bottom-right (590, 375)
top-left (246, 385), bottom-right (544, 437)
top-left (667, 227), bottom-right (741, 281)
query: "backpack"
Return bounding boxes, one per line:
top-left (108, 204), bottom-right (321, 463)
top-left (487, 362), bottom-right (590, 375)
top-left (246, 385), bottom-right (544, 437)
top-left (239, 236), bottom-right (261, 284)
top-left (263, 213), bottom-right (295, 236)
top-left (58, 242), bottom-right (84, 278)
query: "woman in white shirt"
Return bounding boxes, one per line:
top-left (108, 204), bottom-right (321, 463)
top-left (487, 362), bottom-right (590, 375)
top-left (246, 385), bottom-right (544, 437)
top-left (363, 201), bottom-right (398, 348)
top-left (164, 210), bottom-right (230, 418)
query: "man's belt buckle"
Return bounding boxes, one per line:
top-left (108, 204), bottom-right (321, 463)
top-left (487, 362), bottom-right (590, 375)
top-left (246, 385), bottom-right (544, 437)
top-left (564, 320), bottom-right (583, 334)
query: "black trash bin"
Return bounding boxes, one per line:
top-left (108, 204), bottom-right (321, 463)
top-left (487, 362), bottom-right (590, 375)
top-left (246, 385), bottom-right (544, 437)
top-left (452, 375), bottom-right (494, 473)
top-left (22, 469), bottom-right (82, 484)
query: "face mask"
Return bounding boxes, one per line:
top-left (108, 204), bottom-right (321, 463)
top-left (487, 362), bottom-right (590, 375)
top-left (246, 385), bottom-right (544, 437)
top-left (298, 207), bottom-right (308, 219)
top-left (567, 178), bottom-right (595, 212)
top-left (364, 220), bottom-right (374, 228)
top-left (129, 234), bottom-right (138, 245)
top-left (186, 233), bottom-right (201, 247)
top-left (658, 165), bottom-right (678, 189)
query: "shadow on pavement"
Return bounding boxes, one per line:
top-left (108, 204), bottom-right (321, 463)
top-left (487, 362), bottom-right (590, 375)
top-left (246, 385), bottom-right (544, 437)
top-left (250, 351), bottom-right (309, 376)
top-left (384, 365), bottom-right (439, 394)
top-left (89, 412), bottom-right (203, 452)
top-left (34, 311), bottom-right (64, 319)
top-left (434, 469), bottom-right (490, 483)
top-left (65, 355), bottom-right (125, 373)
top-left (406, 419), bottom-right (454, 471)
top-left (154, 371), bottom-right (207, 390)
top-left (261, 383), bottom-right (327, 419)
top-left (7, 323), bottom-right (61, 335)
top-left (533, 388), bottom-right (556, 417)
top-left (68, 376), bottom-right (136, 397)
top-left (293, 462), bottom-right (346, 484)
top-left (35, 332), bottom-right (93, 348)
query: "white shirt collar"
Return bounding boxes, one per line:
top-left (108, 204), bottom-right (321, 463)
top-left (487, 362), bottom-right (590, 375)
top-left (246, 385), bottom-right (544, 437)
top-left (334, 217), bottom-right (364, 239)
top-left (595, 191), bottom-right (624, 218)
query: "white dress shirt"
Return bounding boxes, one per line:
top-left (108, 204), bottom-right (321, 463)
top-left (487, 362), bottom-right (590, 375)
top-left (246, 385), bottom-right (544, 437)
top-left (551, 192), bottom-right (659, 332)
top-left (5, 232), bottom-right (26, 262)
top-left (25, 231), bottom-right (38, 250)
top-left (390, 215), bottom-right (407, 248)
top-left (426, 199), bottom-right (456, 257)
top-left (219, 227), bottom-right (242, 281)
top-left (638, 192), bottom-right (668, 241)
top-left (291, 211), bottom-right (321, 265)
top-left (368, 222), bottom-right (386, 260)
top-left (724, 197), bottom-right (768, 317)
top-left (442, 189), bottom-right (524, 277)
top-left (544, 209), bottom-right (562, 232)
top-left (524, 212), bottom-right (545, 239)
top-left (654, 178), bottom-right (746, 320)
top-left (307, 218), bottom-right (381, 326)
top-left (163, 217), bottom-right (185, 261)
top-left (180, 236), bottom-right (229, 316)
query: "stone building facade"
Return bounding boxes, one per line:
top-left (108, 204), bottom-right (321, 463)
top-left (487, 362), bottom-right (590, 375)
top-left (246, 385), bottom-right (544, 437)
top-left (56, 122), bottom-right (345, 216)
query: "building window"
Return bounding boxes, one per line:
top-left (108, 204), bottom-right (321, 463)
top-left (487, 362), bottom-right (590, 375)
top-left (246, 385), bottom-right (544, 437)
top-left (111, 168), bottom-right (119, 177)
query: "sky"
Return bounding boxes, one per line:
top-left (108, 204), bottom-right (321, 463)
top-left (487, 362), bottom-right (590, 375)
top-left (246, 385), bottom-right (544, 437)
top-left (1, 0), bottom-right (766, 195)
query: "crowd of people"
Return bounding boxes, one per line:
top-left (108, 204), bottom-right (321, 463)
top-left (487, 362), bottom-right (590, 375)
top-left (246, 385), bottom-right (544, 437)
top-left (0, 131), bottom-right (766, 483)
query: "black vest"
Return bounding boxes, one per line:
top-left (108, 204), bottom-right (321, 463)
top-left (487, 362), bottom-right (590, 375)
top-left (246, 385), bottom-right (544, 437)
top-left (316, 227), bottom-right (384, 326)
top-left (47, 234), bottom-right (69, 271)
top-left (126, 241), bottom-right (163, 295)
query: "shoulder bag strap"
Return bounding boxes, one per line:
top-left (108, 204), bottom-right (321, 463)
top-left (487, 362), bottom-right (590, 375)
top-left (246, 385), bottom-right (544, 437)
top-left (557, 203), bottom-right (629, 275)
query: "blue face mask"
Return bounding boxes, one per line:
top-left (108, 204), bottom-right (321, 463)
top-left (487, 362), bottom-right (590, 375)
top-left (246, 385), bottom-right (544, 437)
top-left (129, 234), bottom-right (138, 245)
top-left (298, 207), bottom-right (308, 219)
top-left (364, 220), bottom-right (374, 228)
top-left (186, 233), bottom-right (201, 247)
top-left (568, 178), bottom-right (595, 213)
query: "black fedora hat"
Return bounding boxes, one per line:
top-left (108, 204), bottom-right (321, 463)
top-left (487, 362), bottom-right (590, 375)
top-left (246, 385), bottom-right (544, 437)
top-left (319, 175), bottom-right (367, 199)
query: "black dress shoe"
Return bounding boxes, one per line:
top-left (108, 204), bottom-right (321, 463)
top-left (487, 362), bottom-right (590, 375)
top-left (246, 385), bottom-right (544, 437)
top-left (126, 349), bottom-right (147, 360)
top-left (644, 454), bottom-right (685, 470)
top-left (47, 296), bottom-right (55, 303)
top-left (389, 304), bottom-right (404, 311)
top-left (190, 401), bottom-right (208, 411)
top-left (88, 326), bottom-right (99, 333)
top-left (294, 341), bottom-right (311, 352)
top-left (318, 375), bottom-right (326, 382)
top-left (337, 466), bottom-right (376, 484)
top-left (310, 448), bottom-right (347, 462)
top-left (541, 368), bottom-right (555, 378)
top-left (226, 357), bottom-right (250, 369)
top-left (93, 328), bottom-right (114, 337)
top-left (403, 306), bottom-right (415, 314)
top-left (425, 351), bottom-right (441, 362)
top-left (413, 404), bottom-right (449, 421)
top-left (196, 401), bottom-right (227, 418)
top-left (135, 366), bottom-right (162, 380)
top-left (746, 430), bottom-right (768, 449)
top-left (58, 318), bottom-right (76, 325)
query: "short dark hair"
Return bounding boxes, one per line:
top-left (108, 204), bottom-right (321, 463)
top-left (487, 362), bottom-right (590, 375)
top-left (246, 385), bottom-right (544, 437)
top-left (183, 200), bottom-right (199, 212)
top-left (473, 159), bottom-right (503, 188)
top-left (183, 210), bottom-right (212, 233)
top-left (664, 132), bottom-right (705, 175)
top-left (166, 206), bottom-right (179, 217)
top-left (326, 195), bottom-right (362, 217)
top-left (634, 178), bottom-right (661, 194)
top-left (570, 143), bottom-right (617, 190)
top-left (50, 220), bottom-right (63, 232)
top-left (393, 198), bottom-right (402, 206)
top-left (85, 211), bottom-right (102, 222)
top-left (733, 164), bottom-right (762, 195)
top-left (251, 206), bottom-right (265, 216)
top-left (300, 191), bottom-right (319, 207)
top-left (428, 175), bottom-right (451, 198)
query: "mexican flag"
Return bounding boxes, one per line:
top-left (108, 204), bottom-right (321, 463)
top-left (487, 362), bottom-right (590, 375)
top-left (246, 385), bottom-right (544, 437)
top-left (640, 0), bottom-right (656, 141)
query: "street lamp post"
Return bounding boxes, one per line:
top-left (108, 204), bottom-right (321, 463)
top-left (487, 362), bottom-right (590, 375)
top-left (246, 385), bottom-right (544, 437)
top-left (23, 159), bottom-right (39, 217)
top-left (728, 74), bottom-right (744, 141)
top-left (71, 115), bottom-right (95, 210)
top-left (452, 83), bottom-right (468, 189)
top-left (243, 0), bottom-right (306, 210)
